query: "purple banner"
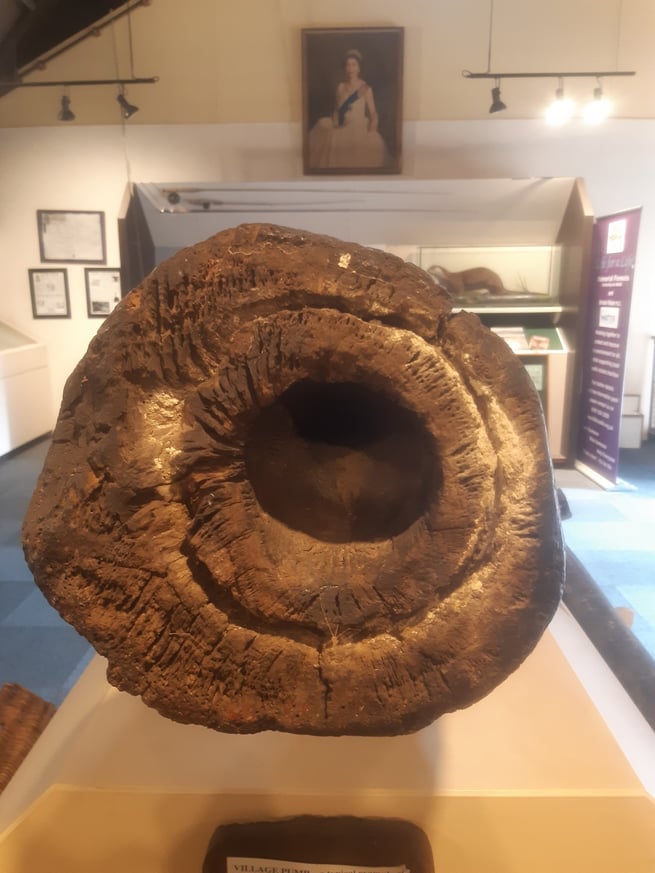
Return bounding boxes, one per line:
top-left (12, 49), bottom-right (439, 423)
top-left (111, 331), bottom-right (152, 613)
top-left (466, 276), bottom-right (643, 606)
top-left (577, 208), bottom-right (641, 485)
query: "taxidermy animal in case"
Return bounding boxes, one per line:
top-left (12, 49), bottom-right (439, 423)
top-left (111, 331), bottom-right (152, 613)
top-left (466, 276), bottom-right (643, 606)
top-left (22, 223), bottom-right (564, 736)
top-left (427, 263), bottom-right (507, 298)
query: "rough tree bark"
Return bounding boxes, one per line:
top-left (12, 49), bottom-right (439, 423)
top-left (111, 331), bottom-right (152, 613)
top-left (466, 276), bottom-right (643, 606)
top-left (22, 223), bottom-right (564, 736)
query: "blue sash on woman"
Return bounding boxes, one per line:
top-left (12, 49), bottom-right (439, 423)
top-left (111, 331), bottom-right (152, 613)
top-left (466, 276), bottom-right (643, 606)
top-left (337, 90), bottom-right (360, 127)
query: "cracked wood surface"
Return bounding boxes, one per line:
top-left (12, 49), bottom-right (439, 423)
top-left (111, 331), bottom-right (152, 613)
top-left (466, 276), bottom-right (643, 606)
top-left (22, 224), bottom-right (564, 735)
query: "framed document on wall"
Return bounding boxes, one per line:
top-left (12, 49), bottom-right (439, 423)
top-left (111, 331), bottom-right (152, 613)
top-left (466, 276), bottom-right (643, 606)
top-left (37, 210), bottom-right (106, 263)
top-left (85, 267), bottom-right (122, 317)
top-left (29, 268), bottom-right (71, 318)
top-left (302, 27), bottom-right (404, 175)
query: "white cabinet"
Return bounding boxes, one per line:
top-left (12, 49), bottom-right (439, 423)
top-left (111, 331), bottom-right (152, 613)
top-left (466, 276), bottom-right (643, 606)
top-left (0, 322), bottom-right (52, 457)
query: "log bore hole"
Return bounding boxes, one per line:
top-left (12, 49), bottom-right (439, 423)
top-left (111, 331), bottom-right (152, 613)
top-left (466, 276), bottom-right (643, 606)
top-left (245, 380), bottom-right (441, 543)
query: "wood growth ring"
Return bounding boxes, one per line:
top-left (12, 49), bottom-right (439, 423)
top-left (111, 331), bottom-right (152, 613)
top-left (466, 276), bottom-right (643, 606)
top-left (22, 224), bottom-right (564, 736)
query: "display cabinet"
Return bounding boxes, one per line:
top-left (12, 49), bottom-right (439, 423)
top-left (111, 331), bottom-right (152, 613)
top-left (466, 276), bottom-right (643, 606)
top-left (383, 241), bottom-right (580, 461)
top-left (0, 321), bottom-right (52, 456)
top-left (124, 177), bottom-right (594, 463)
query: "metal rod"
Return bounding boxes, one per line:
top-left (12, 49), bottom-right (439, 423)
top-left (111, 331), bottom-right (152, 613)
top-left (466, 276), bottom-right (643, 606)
top-left (0, 77), bottom-right (158, 88)
top-left (19, 0), bottom-right (151, 79)
top-left (463, 70), bottom-right (636, 79)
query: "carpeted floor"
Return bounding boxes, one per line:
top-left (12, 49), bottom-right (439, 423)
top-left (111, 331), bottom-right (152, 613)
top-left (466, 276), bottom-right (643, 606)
top-left (0, 438), bottom-right (93, 706)
top-left (556, 438), bottom-right (655, 660)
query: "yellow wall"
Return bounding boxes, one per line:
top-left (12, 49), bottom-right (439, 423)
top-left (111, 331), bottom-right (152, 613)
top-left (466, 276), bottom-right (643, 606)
top-left (0, 0), bottom-right (653, 127)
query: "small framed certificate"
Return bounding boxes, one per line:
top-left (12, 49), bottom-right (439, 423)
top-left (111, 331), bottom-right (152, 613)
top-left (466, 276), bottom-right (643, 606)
top-left (37, 209), bottom-right (106, 263)
top-left (85, 267), bottom-right (122, 318)
top-left (29, 268), bottom-right (71, 319)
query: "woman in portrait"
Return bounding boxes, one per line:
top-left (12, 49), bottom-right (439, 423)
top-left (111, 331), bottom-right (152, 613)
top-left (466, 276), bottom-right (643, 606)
top-left (308, 49), bottom-right (389, 170)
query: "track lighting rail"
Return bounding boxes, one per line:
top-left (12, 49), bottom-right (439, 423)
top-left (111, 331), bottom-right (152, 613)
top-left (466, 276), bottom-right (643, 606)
top-left (464, 69), bottom-right (636, 119)
top-left (463, 70), bottom-right (636, 79)
top-left (0, 77), bottom-right (158, 88)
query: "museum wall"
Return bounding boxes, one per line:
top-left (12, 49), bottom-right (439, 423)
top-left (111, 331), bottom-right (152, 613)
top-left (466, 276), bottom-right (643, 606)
top-left (1, 119), bottom-right (655, 431)
top-left (1, 0), bottom-right (655, 435)
top-left (2, 0), bottom-right (654, 126)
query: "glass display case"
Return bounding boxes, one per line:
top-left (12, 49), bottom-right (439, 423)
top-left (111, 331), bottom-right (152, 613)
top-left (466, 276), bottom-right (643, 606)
top-left (381, 241), bottom-right (580, 462)
top-left (417, 243), bottom-right (562, 308)
top-left (125, 177), bottom-right (594, 463)
top-left (0, 321), bottom-right (52, 456)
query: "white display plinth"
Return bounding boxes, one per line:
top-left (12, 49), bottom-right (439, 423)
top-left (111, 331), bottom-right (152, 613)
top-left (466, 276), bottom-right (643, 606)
top-left (0, 606), bottom-right (653, 872)
top-left (0, 327), bottom-right (52, 457)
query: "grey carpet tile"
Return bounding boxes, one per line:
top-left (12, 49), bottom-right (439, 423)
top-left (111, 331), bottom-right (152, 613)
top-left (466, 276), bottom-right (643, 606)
top-left (554, 466), bottom-right (603, 489)
top-left (0, 626), bottom-right (92, 706)
top-left (561, 549), bottom-right (655, 591)
top-left (60, 648), bottom-right (95, 699)
top-left (0, 545), bottom-right (34, 583)
top-left (632, 628), bottom-right (655, 659)
top-left (0, 516), bottom-right (24, 548)
top-left (618, 585), bottom-right (655, 625)
top-left (0, 439), bottom-right (48, 485)
top-left (619, 442), bottom-right (655, 497)
top-left (560, 474), bottom-right (655, 661)
top-left (0, 579), bottom-right (32, 622)
top-left (629, 617), bottom-right (655, 657)
top-left (0, 479), bottom-right (41, 510)
top-left (562, 497), bottom-right (627, 524)
top-left (2, 588), bottom-right (69, 628)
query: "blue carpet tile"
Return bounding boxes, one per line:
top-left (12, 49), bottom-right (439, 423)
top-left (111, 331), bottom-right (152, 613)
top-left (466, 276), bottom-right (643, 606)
top-left (557, 438), bottom-right (655, 661)
top-left (0, 437), bottom-right (93, 706)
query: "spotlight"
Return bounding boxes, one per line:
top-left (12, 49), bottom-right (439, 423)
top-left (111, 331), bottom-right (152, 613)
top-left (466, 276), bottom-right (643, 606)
top-left (57, 94), bottom-right (75, 122)
top-left (583, 83), bottom-right (611, 124)
top-left (489, 82), bottom-right (506, 113)
top-left (117, 87), bottom-right (139, 119)
top-left (463, 69), bottom-right (633, 121)
top-left (545, 81), bottom-right (575, 126)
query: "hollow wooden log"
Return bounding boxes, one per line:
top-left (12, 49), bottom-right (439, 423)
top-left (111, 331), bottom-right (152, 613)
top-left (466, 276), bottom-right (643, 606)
top-left (22, 223), bottom-right (564, 736)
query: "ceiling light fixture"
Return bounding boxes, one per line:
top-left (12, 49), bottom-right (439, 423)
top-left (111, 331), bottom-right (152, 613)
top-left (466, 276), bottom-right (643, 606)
top-left (0, 76), bottom-right (158, 121)
top-left (465, 0), bottom-right (634, 122)
top-left (489, 78), bottom-right (506, 113)
top-left (545, 78), bottom-right (575, 126)
top-left (0, 0), bottom-right (157, 120)
top-left (57, 93), bottom-right (75, 122)
top-left (117, 85), bottom-right (139, 118)
top-left (463, 70), bottom-right (635, 122)
top-left (582, 80), bottom-right (612, 124)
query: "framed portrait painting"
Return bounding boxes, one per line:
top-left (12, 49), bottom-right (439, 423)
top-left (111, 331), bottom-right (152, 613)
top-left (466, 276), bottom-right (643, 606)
top-left (302, 27), bottom-right (404, 175)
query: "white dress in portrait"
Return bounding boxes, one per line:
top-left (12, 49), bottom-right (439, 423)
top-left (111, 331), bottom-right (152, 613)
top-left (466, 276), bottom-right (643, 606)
top-left (308, 86), bottom-right (387, 170)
